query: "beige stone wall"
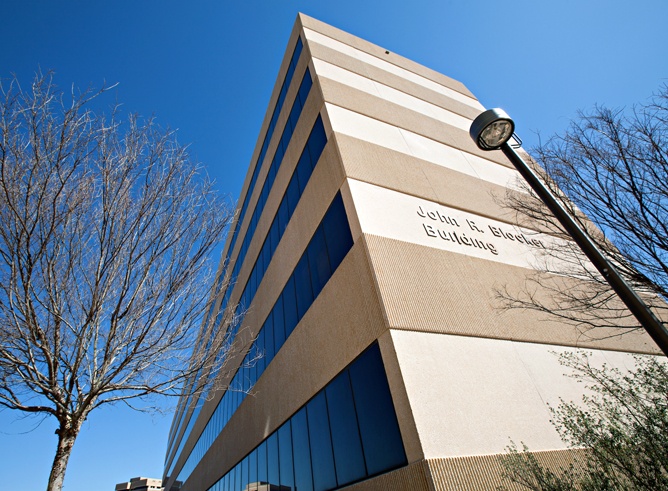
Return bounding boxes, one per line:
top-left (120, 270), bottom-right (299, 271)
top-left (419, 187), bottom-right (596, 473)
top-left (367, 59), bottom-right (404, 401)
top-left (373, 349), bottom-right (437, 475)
top-left (339, 450), bottom-right (589, 491)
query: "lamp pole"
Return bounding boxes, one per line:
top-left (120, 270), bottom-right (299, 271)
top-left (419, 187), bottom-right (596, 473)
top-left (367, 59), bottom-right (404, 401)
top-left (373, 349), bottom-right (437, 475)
top-left (470, 109), bottom-right (668, 356)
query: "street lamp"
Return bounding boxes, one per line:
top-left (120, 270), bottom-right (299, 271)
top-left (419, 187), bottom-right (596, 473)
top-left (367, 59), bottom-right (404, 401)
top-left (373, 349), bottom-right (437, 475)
top-left (470, 108), bottom-right (668, 356)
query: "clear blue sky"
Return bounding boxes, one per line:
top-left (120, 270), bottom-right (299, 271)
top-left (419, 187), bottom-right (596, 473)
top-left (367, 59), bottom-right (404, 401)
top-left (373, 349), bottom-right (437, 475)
top-left (1, 1), bottom-right (666, 489)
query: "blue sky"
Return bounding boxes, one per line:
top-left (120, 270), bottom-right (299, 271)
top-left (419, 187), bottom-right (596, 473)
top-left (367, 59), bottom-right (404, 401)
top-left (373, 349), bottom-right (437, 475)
top-left (1, 1), bottom-right (666, 489)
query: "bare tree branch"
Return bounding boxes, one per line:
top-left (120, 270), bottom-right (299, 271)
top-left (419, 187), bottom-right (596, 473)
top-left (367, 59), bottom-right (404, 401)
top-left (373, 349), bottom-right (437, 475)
top-left (0, 73), bottom-right (238, 491)
top-left (499, 85), bottom-right (668, 336)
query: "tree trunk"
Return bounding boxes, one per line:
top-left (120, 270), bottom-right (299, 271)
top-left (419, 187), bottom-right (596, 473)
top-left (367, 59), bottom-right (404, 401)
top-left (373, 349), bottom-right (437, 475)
top-left (46, 421), bottom-right (81, 491)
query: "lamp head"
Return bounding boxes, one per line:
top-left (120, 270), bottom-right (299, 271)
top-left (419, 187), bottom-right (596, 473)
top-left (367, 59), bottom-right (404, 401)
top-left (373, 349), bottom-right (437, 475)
top-left (470, 108), bottom-right (515, 150)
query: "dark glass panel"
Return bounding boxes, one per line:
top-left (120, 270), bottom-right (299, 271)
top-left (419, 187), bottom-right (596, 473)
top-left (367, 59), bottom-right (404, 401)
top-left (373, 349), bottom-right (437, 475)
top-left (322, 194), bottom-right (353, 270)
top-left (306, 117), bottom-right (327, 165)
top-left (289, 97), bottom-right (302, 131)
top-left (275, 140), bottom-right (285, 167)
top-left (267, 432), bottom-right (280, 487)
top-left (262, 240), bottom-right (271, 276)
top-left (249, 267), bottom-right (257, 300)
top-left (286, 175), bottom-right (300, 216)
top-left (278, 421), bottom-right (295, 489)
top-left (307, 392), bottom-right (337, 491)
top-left (291, 407), bottom-right (313, 491)
top-left (326, 371), bottom-right (366, 485)
top-left (282, 276), bottom-right (299, 339)
top-left (261, 182), bottom-right (270, 209)
top-left (267, 159), bottom-right (277, 187)
top-left (349, 344), bottom-right (407, 476)
top-left (295, 151), bottom-right (312, 195)
top-left (256, 328), bottom-right (265, 374)
top-left (294, 254), bottom-right (313, 319)
top-left (307, 226), bottom-right (331, 298)
top-left (257, 440), bottom-right (268, 484)
top-left (241, 456), bottom-right (249, 490)
top-left (280, 128), bottom-right (292, 158)
top-left (272, 292), bottom-right (286, 356)
top-left (264, 311), bottom-right (275, 367)
top-left (228, 466), bottom-right (235, 491)
top-left (249, 448), bottom-right (258, 486)
top-left (298, 70), bottom-right (312, 106)
top-left (277, 198), bottom-right (289, 236)
top-left (294, 37), bottom-right (303, 60)
top-left (269, 219), bottom-right (280, 257)
top-left (278, 83), bottom-right (287, 108)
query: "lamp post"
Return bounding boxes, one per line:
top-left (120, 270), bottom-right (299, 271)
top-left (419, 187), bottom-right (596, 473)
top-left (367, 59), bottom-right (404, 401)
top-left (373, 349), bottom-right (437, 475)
top-left (470, 108), bottom-right (668, 356)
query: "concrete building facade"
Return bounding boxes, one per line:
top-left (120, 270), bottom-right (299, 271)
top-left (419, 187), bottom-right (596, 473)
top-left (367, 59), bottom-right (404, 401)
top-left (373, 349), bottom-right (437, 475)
top-left (115, 477), bottom-right (163, 491)
top-left (162, 14), bottom-right (660, 491)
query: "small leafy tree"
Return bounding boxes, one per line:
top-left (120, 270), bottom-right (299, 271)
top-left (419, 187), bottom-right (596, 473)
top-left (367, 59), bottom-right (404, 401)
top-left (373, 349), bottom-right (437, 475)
top-left (0, 73), bottom-right (237, 491)
top-left (498, 352), bottom-right (668, 490)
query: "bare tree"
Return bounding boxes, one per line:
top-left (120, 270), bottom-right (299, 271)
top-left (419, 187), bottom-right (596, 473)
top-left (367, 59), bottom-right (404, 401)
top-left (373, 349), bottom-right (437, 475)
top-left (500, 85), bottom-right (668, 336)
top-left (0, 74), bottom-right (237, 491)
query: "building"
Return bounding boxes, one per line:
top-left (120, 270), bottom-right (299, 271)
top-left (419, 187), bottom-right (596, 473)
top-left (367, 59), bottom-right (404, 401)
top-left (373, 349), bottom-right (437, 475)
top-left (115, 477), bottom-right (163, 491)
top-left (162, 14), bottom-right (660, 491)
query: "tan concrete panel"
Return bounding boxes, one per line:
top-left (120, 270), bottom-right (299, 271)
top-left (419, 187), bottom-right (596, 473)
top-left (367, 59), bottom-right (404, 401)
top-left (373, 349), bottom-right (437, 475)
top-left (319, 77), bottom-right (512, 168)
top-left (389, 331), bottom-right (656, 461)
top-left (315, 59), bottom-right (473, 132)
top-left (366, 234), bottom-right (657, 352)
top-left (189, 241), bottom-right (387, 490)
top-left (339, 451), bottom-right (589, 491)
top-left (340, 460), bottom-right (432, 491)
top-left (334, 134), bottom-right (521, 225)
top-left (426, 451), bottom-right (588, 491)
top-left (298, 14), bottom-right (475, 98)
top-left (307, 41), bottom-right (479, 120)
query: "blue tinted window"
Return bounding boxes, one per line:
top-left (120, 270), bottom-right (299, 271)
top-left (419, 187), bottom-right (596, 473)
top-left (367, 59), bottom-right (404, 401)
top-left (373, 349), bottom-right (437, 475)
top-left (249, 448), bottom-right (258, 485)
top-left (307, 117), bottom-right (327, 164)
top-left (289, 97), bottom-right (302, 130)
top-left (241, 456), bottom-right (249, 491)
top-left (229, 466), bottom-right (236, 491)
top-left (307, 392), bottom-right (337, 491)
top-left (298, 70), bottom-right (313, 106)
top-left (296, 152), bottom-right (312, 194)
top-left (294, 254), bottom-right (313, 318)
top-left (282, 276), bottom-right (299, 339)
top-left (349, 344), bottom-right (406, 476)
top-left (326, 371), bottom-right (366, 485)
top-left (286, 175), bottom-right (300, 216)
top-left (267, 432), bottom-right (280, 486)
top-left (322, 194), bottom-right (353, 269)
top-left (291, 408), bottom-right (313, 491)
top-left (269, 220), bottom-right (280, 256)
top-left (278, 198), bottom-right (289, 236)
top-left (207, 343), bottom-right (406, 491)
top-left (307, 226), bottom-right (331, 297)
top-left (262, 243), bottom-right (271, 277)
top-left (264, 312), bottom-right (275, 366)
top-left (273, 294), bottom-right (286, 357)
top-left (257, 440), bottom-right (267, 483)
top-left (278, 421), bottom-right (295, 489)
top-left (256, 329), bottom-right (265, 373)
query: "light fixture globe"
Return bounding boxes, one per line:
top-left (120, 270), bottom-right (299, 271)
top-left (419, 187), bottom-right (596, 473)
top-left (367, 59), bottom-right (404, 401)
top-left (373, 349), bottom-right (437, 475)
top-left (470, 108), bottom-right (515, 150)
